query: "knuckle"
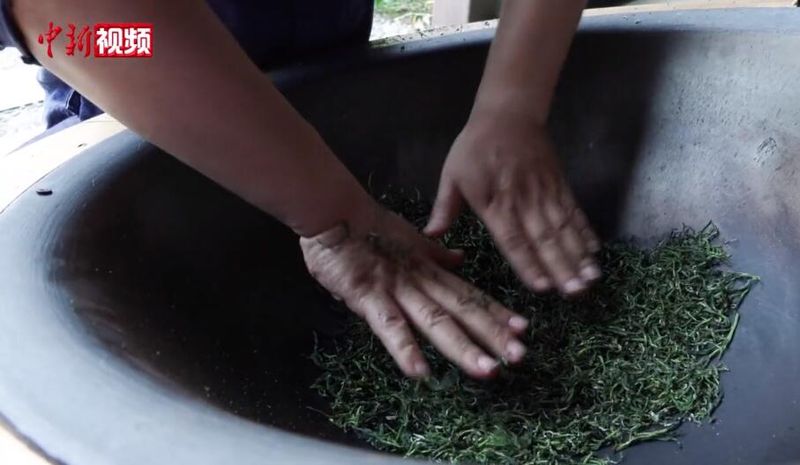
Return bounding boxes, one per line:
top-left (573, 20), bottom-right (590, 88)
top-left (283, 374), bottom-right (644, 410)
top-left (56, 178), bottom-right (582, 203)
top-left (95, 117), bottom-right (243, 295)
top-left (343, 268), bottom-right (372, 292)
top-left (552, 213), bottom-right (572, 232)
top-left (348, 282), bottom-right (371, 303)
top-left (487, 301), bottom-right (510, 319)
top-left (365, 307), bottom-right (406, 336)
top-left (420, 303), bottom-right (450, 328)
top-left (456, 334), bottom-right (474, 354)
top-left (572, 209), bottom-right (588, 226)
top-left (490, 323), bottom-right (512, 346)
top-left (452, 297), bottom-right (480, 317)
top-left (537, 246), bottom-right (565, 269)
top-left (536, 238), bottom-right (563, 258)
top-left (523, 270), bottom-right (545, 288)
top-left (455, 289), bottom-right (494, 319)
top-left (395, 335), bottom-right (418, 355)
top-left (532, 226), bottom-right (558, 245)
top-left (379, 309), bottom-right (406, 329)
top-left (500, 230), bottom-right (528, 252)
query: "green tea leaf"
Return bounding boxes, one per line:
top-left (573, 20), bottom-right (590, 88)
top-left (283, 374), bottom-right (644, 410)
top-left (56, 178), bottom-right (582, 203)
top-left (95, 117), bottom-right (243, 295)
top-left (312, 190), bottom-right (759, 465)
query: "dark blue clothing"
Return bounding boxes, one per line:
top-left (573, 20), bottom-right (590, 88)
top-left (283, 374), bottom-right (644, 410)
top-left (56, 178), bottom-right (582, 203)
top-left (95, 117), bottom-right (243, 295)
top-left (0, 1), bottom-right (373, 129)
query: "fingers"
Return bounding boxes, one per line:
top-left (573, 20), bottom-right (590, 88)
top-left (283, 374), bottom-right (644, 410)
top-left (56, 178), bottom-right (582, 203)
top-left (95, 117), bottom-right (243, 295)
top-left (395, 281), bottom-right (500, 379)
top-left (304, 201), bottom-right (531, 380)
top-left (573, 208), bottom-right (601, 253)
top-left (423, 178), bottom-right (464, 238)
top-left (415, 266), bottom-right (528, 362)
top-left (386, 211), bottom-right (464, 269)
top-left (519, 200), bottom-right (585, 294)
top-left (474, 167), bottom-right (602, 296)
top-left (349, 291), bottom-right (430, 379)
top-left (544, 193), bottom-right (601, 282)
top-left (428, 266), bottom-right (529, 334)
top-left (521, 181), bottom-right (605, 294)
top-left (554, 219), bottom-right (595, 281)
top-left (483, 196), bottom-right (602, 295)
top-left (483, 208), bottom-right (553, 292)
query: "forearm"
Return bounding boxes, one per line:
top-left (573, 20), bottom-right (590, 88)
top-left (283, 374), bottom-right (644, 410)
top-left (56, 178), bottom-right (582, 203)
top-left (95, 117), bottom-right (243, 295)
top-left (11, 0), bottom-right (372, 237)
top-left (472, 0), bottom-right (586, 124)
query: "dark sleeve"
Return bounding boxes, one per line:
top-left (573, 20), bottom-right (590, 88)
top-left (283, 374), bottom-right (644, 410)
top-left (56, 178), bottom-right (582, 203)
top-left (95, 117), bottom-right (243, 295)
top-left (0, 0), bottom-right (39, 65)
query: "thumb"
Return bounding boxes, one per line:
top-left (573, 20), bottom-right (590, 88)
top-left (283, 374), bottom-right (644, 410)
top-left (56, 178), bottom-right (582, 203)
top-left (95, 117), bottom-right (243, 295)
top-left (424, 179), bottom-right (464, 237)
top-left (421, 240), bottom-right (465, 270)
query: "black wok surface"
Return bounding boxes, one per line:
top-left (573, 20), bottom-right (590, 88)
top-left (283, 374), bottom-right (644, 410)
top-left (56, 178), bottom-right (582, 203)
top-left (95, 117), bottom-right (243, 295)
top-left (0, 8), bottom-right (799, 465)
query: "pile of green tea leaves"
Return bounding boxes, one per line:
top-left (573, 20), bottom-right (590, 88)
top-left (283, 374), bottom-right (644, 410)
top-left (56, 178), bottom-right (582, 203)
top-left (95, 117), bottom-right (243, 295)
top-left (311, 190), bottom-right (759, 465)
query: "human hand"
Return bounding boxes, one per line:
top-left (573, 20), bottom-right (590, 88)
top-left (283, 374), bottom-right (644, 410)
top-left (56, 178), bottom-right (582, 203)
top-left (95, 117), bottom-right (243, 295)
top-left (300, 201), bottom-right (529, 379)
top-left (425, 113), bottom-right (601, 295)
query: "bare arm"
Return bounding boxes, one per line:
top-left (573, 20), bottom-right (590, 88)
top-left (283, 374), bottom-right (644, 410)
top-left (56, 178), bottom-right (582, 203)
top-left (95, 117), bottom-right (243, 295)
top-left (10, 0), bottom-right (531, 379)
top-left (12, 0), bottom-right (368, 237)
top-left (473, 0), bottom-right (587, 124)
top-left (427, 0), bottom-right (601, 295)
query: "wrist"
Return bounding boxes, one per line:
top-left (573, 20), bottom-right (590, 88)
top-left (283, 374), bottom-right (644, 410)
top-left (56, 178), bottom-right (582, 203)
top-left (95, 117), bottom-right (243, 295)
top-left (467, 95), bottom-right (549, 133)
top-left (293, 183), bottom-right (379, 239)
top-left (470, 87), bottom-right (550, 128)
top-left (263, 120), bottom-right (380, 239)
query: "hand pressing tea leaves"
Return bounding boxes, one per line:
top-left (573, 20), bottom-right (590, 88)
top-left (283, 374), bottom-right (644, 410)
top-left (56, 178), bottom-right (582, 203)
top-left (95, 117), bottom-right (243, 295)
top-left (311, 189), bottom-right (759, 465)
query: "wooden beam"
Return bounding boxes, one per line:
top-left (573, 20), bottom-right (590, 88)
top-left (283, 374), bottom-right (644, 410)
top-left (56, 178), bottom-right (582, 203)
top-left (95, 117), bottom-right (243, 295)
top-left (585, 0), bottom-right (795, 15)
top-left (432, 0), bottom-right (500, 27)
top-left (431, 0), bottom-right (794, 27)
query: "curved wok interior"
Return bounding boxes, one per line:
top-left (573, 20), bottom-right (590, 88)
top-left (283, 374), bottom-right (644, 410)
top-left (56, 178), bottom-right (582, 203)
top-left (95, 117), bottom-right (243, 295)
top-left (0, 9), bottom-right (799, 465)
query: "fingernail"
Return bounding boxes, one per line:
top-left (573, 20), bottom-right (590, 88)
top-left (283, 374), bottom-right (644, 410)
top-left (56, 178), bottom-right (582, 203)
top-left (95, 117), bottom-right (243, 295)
top-left (450, 248), bottom-right (466, 264)
top-left (508, 316), bottom-right (529, 331)
top-left (580, 264), bottom-right (602, 281)
top-left (423, 224), bottom-right (440, 237)
top-left (414, 361), bottom-right (431, 378)
top-left (477, 355), bottom-right (499, 373)
top-left (505, 340), bottom-right (527, 362)
top-left (564, 278), bottom-right (585, 294)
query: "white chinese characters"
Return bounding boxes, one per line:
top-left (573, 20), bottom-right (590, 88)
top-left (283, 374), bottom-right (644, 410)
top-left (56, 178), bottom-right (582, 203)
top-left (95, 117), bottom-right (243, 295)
top-left (95, 24), bottom-right (153, 57)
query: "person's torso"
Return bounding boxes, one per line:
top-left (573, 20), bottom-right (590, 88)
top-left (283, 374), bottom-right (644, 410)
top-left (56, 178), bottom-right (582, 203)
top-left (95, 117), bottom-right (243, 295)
top-left (206, 0), bottom-right (374, 68)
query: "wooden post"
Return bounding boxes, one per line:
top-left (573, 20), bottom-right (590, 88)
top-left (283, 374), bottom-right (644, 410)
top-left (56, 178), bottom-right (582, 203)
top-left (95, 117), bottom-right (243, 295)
top-left (433, 0), bottom-right (797, 27)
top-left (432, 0), bottom-right (500, 27)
